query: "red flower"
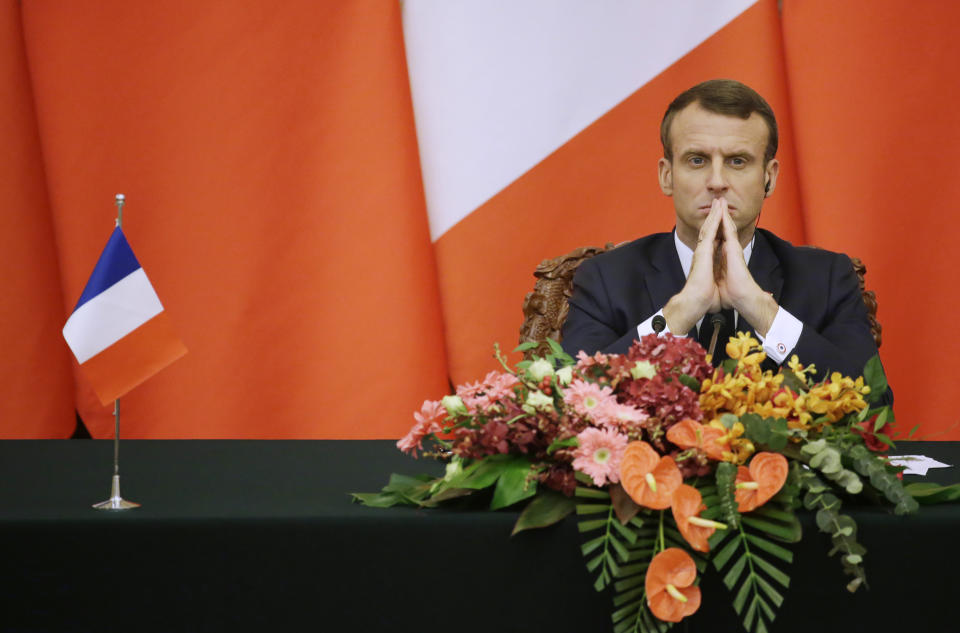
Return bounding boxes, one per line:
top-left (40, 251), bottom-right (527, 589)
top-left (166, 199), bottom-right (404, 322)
top-left (628, 333), bottom-right (712, 382)
top-left (853, 415), bottom-right (888, 452)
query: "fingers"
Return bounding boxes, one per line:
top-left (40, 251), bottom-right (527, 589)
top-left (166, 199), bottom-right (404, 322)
top-left (718, 199), bottom-right (739, 247)
top-left (697, 199), bottom-right (723, 248)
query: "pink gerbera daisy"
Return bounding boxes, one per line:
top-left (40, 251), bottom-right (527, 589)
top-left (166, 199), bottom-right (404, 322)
top-left (572, 427), bottom-right (629, 487)
top-left (397, 399), bottom-right (446, 457)
top-left (563, 379), bottom-right (616, 420)
top-left (594, 399), bottom-right (649, 432)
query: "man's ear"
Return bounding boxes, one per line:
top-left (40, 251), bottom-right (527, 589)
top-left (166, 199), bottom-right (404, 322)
top-left (763, 158), bottom-right (780, 198)
top-left (658, 157), bottom-right (673, 196)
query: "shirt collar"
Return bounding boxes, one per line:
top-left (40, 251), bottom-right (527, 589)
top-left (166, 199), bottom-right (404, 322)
top-left (674, 229), bottom-right (754, 279)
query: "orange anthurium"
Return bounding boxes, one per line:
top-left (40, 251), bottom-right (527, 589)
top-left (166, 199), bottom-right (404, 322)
top-left (735, 452), bottom-right (789, 512)
top-left (646, 548), bottom-right (702, 622)
top-left (620, 441), bottom-right (682, 509)
top-left (666, 419), bottom-right (727, 461)
top-left (671, 484), bottom-right (726, 552)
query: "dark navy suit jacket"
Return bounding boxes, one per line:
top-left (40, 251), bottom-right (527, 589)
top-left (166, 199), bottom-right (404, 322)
top-left (561, 229), bottom-right (885, 387)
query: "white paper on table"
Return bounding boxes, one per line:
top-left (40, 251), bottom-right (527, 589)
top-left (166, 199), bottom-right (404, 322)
top-left (887, 455), bottom-right (952, 476)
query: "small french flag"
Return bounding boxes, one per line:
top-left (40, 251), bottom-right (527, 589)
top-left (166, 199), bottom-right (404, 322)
top-left (63, 227), bottom-right (187, 405)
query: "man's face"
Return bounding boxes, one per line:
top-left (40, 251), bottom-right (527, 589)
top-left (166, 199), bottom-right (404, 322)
top-left (658, 103), bottom-right (779, 249)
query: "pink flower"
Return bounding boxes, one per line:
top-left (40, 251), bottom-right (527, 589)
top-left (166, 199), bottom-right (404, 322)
top-left (563, 379), bottom-right (616, 420)
top-left (594, 399), bottom-right (649, 433)
top-left (456, 371), bottom-right (520, 413)
top-left (575, 350), bottom-right (612, 371)
top-left (396, 400), bottom-right (446, 457)
top-left (572, 427), bottom-right (629, 487)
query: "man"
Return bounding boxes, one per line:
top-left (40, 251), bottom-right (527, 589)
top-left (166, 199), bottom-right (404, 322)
top-left (561, 79), bottom-right (884, 387)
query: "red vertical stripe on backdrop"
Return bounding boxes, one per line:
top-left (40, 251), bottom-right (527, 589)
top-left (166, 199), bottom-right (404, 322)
top-left (0, 0), bottom-right (74, 438)
top-left (783, 0), bottom-right (960, 440)
top-left (434, 0), bottom-right (804, 384)
top-left (23, 1), bottom-right (448, 438)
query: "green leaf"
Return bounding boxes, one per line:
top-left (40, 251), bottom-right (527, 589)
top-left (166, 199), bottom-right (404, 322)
top-left (872, 406), bottom-right (891, 432)
top-left (586, 552), bottom-right (605, 573)
top-left (781, 370), bottom-right (808, 394)
top-left (677, 373), bottom-right (700, 391)
top-left (752, 554), bottom-right (790, 588)
top-left (720, 413), bottom-right (739, 429)
top-left (609, 533), bottom-right (630, 563)
top-left (723, 553), bottom-right (749, 590)
top-left (863, 355), bottom-right (888, 403)
top-left (511, 490), bottom-right (575, 535)
top-left (754, 574), bottom-right (784, 607)
top-left (454, 455), bottom-right (511, 490)
top-left (744, 595), bottom-right (759, 631)
top-left (581, 535), bottom-right (606, 557)
top-left (578, 519), bottom-right (608, 533)
top-left (490, 458), bottom-right (537, 510)
top-left (610, 517), bottom-right (639, 545)
top-left (612, 586), bottom-right (643, 607)
top-left (732, 574), bottom-right (753, 614)
top-left (350, 491), bottom-right (408, 507)
top-left (752, 504), bottom-right (796, 524)
top-left (576, 503), bottom-right (611, 515)
top-left (721, 358), bottom-right (738, 375)
top-left (575, 485), bottom-right (611, 499)
top-left (906, 482), bottom-right (960, 504)
top-left (513, 341), bottom-right (539, 352)
top-left (815, 508), bottom-right (834, 532)
top-left (547, 436), bottom-right (579, 455)
top-left (546, 338), bottom-right (566, 358)
top-left (746, 533), bottom-right (794, 563)
top-left (742, 515), bottom-right (802, 543)
top-left (715, 461), bottom-right (741, 529)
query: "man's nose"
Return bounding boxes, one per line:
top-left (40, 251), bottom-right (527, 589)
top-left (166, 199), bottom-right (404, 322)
top-left (706, 162), bottom-right (728, 193)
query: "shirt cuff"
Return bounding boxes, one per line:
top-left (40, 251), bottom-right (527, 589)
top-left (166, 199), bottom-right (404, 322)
top-left (755, 307), bottom-right (802, 364)
top-left (636, 309), bottom-right (686, 339)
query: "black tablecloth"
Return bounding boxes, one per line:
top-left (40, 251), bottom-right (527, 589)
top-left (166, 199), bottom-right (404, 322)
top-left (0, 440), bottom-right (956, 632)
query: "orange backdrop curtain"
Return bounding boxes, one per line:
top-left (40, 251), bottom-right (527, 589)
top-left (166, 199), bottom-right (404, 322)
top-left (6, 0), bottom-right (448, 438)
top-left (1, 0), bottom-right (956, 439)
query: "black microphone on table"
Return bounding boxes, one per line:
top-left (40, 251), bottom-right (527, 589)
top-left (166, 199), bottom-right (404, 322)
top-left (707, 312), bottom-right (727, 360)
top-left (652, 315), bottom-right (666, 334)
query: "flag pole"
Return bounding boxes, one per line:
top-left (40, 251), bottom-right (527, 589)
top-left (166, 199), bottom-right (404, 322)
top-left (93, 193), bottom-right (140, 510)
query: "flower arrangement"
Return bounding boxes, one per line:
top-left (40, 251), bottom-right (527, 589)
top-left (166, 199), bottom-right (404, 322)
top-left (355, 332), bottom-right (919, 633)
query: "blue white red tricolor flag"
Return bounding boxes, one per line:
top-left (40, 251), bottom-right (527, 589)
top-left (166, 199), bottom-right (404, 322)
top-left (62, 227), bottom-right (187, 405)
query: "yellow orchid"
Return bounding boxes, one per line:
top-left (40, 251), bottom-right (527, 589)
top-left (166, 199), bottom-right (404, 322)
top-left (706, 418), bottom-right (755, 464)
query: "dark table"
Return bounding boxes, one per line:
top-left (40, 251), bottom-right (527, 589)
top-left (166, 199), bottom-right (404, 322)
top-left (0, 440), bottom-right (956, 632)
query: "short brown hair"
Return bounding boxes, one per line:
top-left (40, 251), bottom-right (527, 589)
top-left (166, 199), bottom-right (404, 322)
top-left (660, 79), bottom-right (778, 164)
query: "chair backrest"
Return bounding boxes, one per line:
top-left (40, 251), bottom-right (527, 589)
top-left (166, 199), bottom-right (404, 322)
top-left (518, 244), bottom-right (882, 359)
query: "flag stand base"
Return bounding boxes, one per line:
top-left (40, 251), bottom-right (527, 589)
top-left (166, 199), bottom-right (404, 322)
top-left (93, 474), bottom-right (140, 510)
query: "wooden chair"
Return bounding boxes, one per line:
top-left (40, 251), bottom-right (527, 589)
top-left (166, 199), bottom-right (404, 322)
top-left (518, 244), bottom-right (882, 359)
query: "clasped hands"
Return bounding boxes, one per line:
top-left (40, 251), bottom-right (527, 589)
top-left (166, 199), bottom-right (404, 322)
top-left (663, 198), bottom-right (778, 337)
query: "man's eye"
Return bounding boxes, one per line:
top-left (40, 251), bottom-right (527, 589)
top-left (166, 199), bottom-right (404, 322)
top-left (729, 157), bottom-right (746, 167)
top-left (689, 157), bottom-right (706, 167)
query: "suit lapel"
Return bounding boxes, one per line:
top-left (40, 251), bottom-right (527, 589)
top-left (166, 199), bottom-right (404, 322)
top-left (748, 230), bottom-right (784, 301)
top-left (643, 232), bottom-right (688, 332)
top-left (743, 229), bottom-right (784, 340)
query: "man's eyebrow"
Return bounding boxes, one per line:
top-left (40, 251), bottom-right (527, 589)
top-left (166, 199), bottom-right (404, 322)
top-left (724, 148), bottom-right (757, 159)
